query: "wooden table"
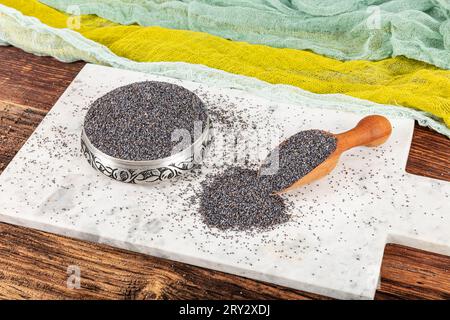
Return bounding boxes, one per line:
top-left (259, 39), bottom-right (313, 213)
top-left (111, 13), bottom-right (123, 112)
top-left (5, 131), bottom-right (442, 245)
top-left (0, 46), bottom-right (449, 300)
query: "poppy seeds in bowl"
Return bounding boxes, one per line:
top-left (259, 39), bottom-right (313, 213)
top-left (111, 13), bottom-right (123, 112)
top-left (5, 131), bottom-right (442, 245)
top-left (83, 81), bottom-right (208, 161)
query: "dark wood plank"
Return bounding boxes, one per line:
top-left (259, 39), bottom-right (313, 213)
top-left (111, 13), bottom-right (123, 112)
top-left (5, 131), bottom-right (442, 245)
top-left (0, 46), bottom-right (84, 111)
top-left (406, 125), bottom-right (450, 181)
top-left (0, 45), bottom-right (449, 300)
top-left (375, 245), bottom-right (450, 300)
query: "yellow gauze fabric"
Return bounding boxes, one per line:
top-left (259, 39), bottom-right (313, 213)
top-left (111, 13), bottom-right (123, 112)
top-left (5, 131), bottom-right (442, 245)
top-left (2, 0), bottom-right (450, 127)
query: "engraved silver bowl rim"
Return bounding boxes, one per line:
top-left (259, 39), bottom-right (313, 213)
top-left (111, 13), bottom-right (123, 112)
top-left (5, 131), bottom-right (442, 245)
top-left (81, 116), bottom-right (212, 170)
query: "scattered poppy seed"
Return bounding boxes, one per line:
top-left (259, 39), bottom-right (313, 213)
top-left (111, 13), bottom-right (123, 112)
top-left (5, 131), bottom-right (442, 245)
top-left (84, 81), bottom-right (208, 161)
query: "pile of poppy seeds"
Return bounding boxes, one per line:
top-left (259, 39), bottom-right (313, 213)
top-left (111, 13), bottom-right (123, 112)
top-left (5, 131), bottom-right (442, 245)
top-left (199, 167), bottom-right (289, 231)
top-left (84, 81), bottom-right (208, 161)
top-left (84, 82), bottom-right (338, 232)
top-left (199, 130), bottom-right (337, 231)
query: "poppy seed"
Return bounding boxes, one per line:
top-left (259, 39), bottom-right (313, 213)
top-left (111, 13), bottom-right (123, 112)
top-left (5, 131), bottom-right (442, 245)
top-left (84, 81), bottom-right (208, 161)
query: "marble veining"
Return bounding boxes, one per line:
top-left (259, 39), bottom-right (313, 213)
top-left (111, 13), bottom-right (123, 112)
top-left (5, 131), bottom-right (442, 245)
top-left (0, 64), bottom-right (448, 299)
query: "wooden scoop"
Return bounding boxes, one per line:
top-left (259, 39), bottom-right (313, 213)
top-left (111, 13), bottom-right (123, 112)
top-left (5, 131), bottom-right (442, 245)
top-left (276, 115), bottom-right (392, 194)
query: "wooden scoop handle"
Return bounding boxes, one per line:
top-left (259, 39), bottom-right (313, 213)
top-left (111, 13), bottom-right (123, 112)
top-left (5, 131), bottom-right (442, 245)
top-left (335, 115), bottom-right (392, 152)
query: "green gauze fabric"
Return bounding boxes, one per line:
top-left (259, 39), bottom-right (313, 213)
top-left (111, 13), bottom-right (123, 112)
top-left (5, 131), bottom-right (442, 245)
top-left (39, 0), bottom-right (450, 69)
top-left (1, 3), bottom-right (449, 137)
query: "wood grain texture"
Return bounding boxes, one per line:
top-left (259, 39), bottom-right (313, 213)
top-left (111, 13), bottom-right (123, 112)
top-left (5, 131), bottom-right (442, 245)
top-left (0, 47), bottom-right (84, 112)
top-left (0, 46), bottom-right (449, 300)
top-left (406, 125), bottom-right (450, 181)
top-left (376, 245), bottom-right (450, 300)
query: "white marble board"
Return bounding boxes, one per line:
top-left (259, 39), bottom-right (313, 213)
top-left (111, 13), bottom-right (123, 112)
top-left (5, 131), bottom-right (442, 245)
top-left (0, 64), bottom-right (449, 299)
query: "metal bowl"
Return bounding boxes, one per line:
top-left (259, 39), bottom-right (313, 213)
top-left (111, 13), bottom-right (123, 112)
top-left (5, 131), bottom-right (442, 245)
top-left (81, 117), bottom-right (212, 184)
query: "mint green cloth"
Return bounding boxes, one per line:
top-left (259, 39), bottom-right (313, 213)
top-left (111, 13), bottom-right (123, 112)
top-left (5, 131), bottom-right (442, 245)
top-left (39, 0), bottom-right (450, 69)
top-left (2, 3), bottom-right (449, 137)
